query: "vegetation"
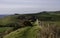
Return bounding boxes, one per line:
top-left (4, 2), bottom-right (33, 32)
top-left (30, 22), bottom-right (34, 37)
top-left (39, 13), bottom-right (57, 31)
top-left (0, 27), bottom-right (13, 32)
top-left (3, 26), bottom-right (41, 38)
top-left (0, 11), bottom-right (60, 38)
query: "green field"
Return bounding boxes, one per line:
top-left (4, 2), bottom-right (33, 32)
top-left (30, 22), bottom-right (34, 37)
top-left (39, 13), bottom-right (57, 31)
top-left (0, 27), bottom-right (13, 32)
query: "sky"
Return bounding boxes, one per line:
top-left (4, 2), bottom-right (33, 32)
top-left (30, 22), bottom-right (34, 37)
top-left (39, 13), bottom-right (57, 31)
top-left (0, 0), bottom-right (60, 14)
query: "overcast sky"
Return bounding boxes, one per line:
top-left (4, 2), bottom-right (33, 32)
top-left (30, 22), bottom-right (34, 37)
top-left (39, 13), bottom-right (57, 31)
top-left (0, 0), bottom-right (60, 14)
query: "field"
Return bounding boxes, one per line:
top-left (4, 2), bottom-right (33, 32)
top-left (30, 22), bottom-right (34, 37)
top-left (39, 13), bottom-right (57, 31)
top-left (0, 27), bottom-right (13, 32)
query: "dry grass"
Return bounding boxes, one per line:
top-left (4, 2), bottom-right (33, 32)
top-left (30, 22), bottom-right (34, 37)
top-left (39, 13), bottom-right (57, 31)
top-left (38, 22), bottom-right (60, 38)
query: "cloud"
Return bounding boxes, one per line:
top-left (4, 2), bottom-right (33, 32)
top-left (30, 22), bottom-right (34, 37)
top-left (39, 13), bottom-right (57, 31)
top-left (0, 0), bottom-right (60, 14)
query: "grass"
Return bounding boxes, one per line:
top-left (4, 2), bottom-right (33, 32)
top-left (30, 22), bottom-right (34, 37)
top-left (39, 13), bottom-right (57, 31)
top-left (3, 26), bottom-right (41, 38)
top-left (0, 15), bottom-right (18, 25)
top-left (40, 21), bottom-right (60, 25)
top-left (0, 27), bottom-right (13, 32)
top-left (0, 11), bottom-right (60, 38)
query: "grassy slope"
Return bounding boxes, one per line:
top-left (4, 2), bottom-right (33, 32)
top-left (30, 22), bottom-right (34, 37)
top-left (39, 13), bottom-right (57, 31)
top-left (0, 27), bottom-right (13, 32)
top-left (0, 11), bottom-right (60, 25)
top-left (0, 11), bottom-right (60, 38)
top-left (0, 15), bottom-right (19, 25)
top-left (3, 26), bottom-right (41, 38)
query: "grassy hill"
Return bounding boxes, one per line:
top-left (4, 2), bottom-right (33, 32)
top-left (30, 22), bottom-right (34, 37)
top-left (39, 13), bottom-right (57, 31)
top-left (0, 11), bottom-right (60, 38)
top-left (3, 26), bottom-right (41, 38)
top-left (0, 11), bottom-right (60, 25)
top-left (0, 27), bottom-right (13, 32)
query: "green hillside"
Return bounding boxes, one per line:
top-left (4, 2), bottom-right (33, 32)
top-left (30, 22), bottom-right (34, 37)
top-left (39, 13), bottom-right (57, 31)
top-left (3, 26), bottom-right (41, 38)
top-left (0, 11), bottom-right (60, 25)
top-left (0, 15), bottom-right (18, 25)
top-left (0, 27), bottom-right (13, 32)
top-left (0, 11), bottom-right (60, 38)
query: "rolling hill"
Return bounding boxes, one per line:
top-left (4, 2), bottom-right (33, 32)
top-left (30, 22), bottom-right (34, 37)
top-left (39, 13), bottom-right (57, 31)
top-left (0, 11), bottom-right (60, 38)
